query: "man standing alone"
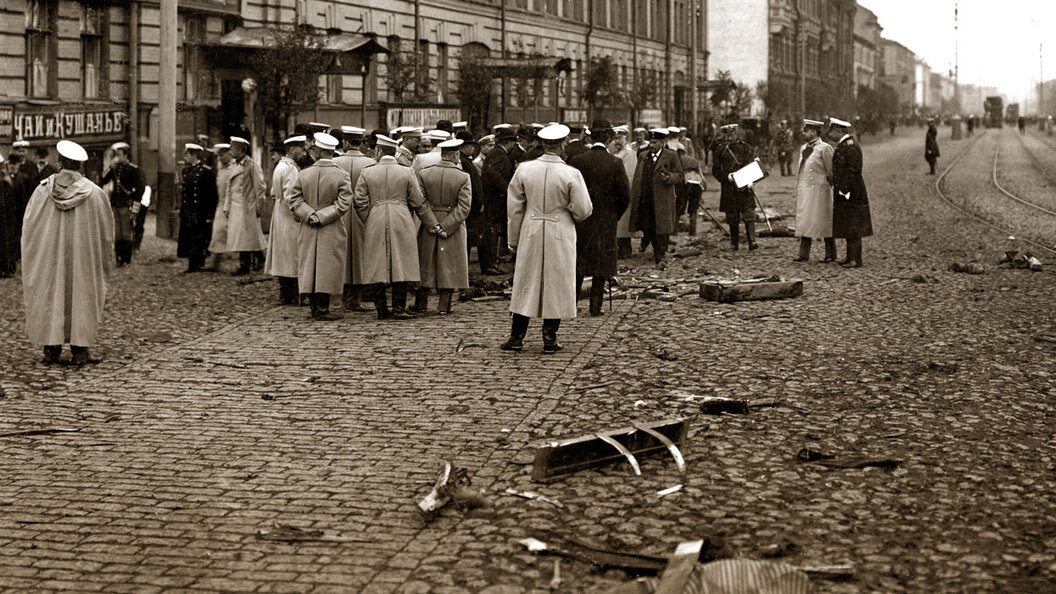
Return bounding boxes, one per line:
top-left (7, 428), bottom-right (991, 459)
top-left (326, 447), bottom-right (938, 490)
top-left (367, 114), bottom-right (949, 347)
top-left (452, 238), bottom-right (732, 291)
top-left (288, 133), bottom-right (354, 320)
top-left (177, 143), bottom-right (219, 273)
top-left (21, 141), bottom-right (114, 365)
top-left (101, 142), bottom-right (145, 266)
top-left (793, 120), bottom-right (836, 262)
top-left (829, 118), bottom-right (872, 268)
top-left (924, 119), bottom-right (940, 175)
top-left (501, 124), bottom-right (593, 354)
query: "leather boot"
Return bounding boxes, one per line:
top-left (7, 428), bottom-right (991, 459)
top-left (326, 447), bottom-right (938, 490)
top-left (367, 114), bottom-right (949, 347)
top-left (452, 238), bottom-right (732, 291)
top-left (70, 346), bottom-right (91, 366)
top-left (392, 283), bottom-right (413, 319)
top-left (745, 221), bottom-right (758, 250)
top-left (500, 314), bottom-right (530, 351)
top-left (43, 345), bottom-right (62, 364)
top-left (279, 277), bottom-right (299, 304)
top-left (794, 238), bottom-right (811, 262)
top-left (542, 319), bottom-right (562, 354)
top-left (823, 238), bottom-right (837, 262)
top-left (372, 285), bottom-right (392, 319)
top-left (729, 225), bottom-right (740, 250)
top-left (589, 278), bottom-right (605, 316)
top-left (438, 290), bottom-right (453, 314)
top-left (411, 287), bottom-right (429, 313)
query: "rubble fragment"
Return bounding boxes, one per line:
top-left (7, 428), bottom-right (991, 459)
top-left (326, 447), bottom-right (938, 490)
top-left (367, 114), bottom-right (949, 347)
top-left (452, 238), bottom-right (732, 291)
top-left (530, 418), bottom-right (689, 481)
top-left (699, 397), bottom-right (749, 415)
top-left (700, 277), bottom-right (803, 303)
top-left (948, 262), bottom-right (986, 274)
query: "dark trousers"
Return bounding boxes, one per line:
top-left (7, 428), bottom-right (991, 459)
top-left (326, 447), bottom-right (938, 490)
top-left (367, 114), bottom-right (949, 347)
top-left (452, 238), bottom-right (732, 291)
top-left (510, 313), bottom-right (560, 341)
top-left (115, 240), bottom-right (134, 265)
top-left (577, 276), bottom-right (606, 314)
top-left (617, 238), bottom-right (632, 259)
top-left (342, 284), bottom-right (366, 309)
top-left (236, 252), bottom-right (254, 274)
top-left (797, 237), bottom-right (836, 261)
top-left (370, 282), bottom-right (410, 315)
top-left (187, 252), bottom-right (207, 271)
top-left (278, 277), bottom-right (299, 304)
top-left (778, 151), bottom-right (793, 176)
top-left (640, 232), bottom-right (669, 262)
top-left (724, 211), bottom-right (756, 248)
top-left (926, 157), bottom-right (937, 174)
top-left (476, 228), bottom-right (498, 271)
top-left (843, 237), bottom-right (864, 264)
top-left (685, 184), bottom-right (702, 235)
top-left (133, 206), bottom-right (148, 251)
top-left (308, 293), bottom-right (331, 316)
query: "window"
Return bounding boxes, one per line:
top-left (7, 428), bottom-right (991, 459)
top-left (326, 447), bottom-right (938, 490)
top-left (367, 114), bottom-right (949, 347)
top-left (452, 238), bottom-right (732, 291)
top-left (25, 0), bottom-right (55, 98)
top-left (81, 4), bottom-right (105, 99)
top-left (324, 74), bottom-right (343, 104)
top-left (612, 0), bottom-right (627, 31)
top-left (437, 43), bottom-right (449, 102)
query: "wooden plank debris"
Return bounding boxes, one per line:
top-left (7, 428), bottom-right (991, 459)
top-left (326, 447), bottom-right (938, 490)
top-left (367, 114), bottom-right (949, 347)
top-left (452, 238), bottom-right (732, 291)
top-left (700, 278), bottom-right (803, 303)
top-left (531, 418), bottom-right (689, 482)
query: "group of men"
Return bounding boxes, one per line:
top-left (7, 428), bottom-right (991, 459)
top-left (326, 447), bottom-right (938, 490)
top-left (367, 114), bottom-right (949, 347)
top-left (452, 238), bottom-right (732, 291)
top-left (0, 141), bottom-right (58, 277)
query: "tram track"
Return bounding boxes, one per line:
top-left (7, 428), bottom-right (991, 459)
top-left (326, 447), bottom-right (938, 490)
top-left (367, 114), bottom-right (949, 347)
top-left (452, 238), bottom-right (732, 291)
top-left (935, 129), bottom-right (1056, 254)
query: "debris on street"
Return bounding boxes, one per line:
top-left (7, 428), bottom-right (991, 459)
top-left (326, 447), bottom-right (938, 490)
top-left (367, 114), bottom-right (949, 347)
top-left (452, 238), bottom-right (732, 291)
top-left (700, 276), bottom-right (803, 303)
top-left (530, 418), bottom-right (689, 481)
top-left (517, 534), bottom-right (667, 575)
top-left (611, 558), bottom-right (811, 594)
top-left (503, 488), bottom-right (564, 508)
top-left (656, 484), bottom-right (684, 497)
top-left (418, 461), bottom-right (483, 514)
top-left (0, 427), bottom-right (82, 438)
top-left (256, 524), bottom-right (370, 543)
top-left (549, 559), bottom-right (561, 590)
top-left (699, 396), bottom-right (749, 415)
top-left (797, 448), bottom-right (901, 469)
top-left (948, 262), bottom-right (986, 274)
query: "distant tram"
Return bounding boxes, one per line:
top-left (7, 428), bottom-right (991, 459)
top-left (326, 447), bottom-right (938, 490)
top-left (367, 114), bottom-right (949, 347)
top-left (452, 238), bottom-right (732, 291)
top-left (985, 96), bottom-right (1004, 128)
top-left (1006, 103), bottom-right (1020, 125)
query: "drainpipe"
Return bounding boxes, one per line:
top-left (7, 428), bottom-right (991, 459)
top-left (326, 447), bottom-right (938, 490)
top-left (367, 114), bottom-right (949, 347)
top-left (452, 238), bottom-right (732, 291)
top-left (414, 0), bottom-right (421, 100)
top-left (129, 0), bottom-right (140, 163)
top-left (665, 0), bottom-right (672, 122)
top-left (631, 0), bottom-right (637, 124)
top-left (586, 0), bottom-right (593, 121)
top-left (500, 0), bottom-right (507, 123)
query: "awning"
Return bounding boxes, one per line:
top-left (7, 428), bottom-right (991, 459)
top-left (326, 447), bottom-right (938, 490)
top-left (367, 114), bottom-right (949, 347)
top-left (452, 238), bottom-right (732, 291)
top-left (214, 27), bottom-right (389, 55)
top-left (477, 56), bottom-right (573, 78)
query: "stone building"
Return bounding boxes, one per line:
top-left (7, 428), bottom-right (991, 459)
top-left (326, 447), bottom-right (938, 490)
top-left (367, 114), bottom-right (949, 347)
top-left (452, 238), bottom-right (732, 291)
top-left (1, 0), bottom-right (708, 184)
top-left (879, 37), bottom-right (917, 117)
top-left (852, 3), bottom-right (880, 93)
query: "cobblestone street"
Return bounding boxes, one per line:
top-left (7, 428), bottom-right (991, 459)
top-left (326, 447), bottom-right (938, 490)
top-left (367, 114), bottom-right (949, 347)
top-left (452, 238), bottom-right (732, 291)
top-left (1, 129), bottom-right (1054, 593)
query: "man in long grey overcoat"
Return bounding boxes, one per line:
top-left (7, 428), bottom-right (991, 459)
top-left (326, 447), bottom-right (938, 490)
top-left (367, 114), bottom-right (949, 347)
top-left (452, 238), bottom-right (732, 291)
top-left (793, 119), bottom-right (836, 262)
top-left (415, 139), bottom-right (473, 315)
top-left (501, 124), bottom-right (593, 354)
top-left (288, 133), bottom-right (354, 320)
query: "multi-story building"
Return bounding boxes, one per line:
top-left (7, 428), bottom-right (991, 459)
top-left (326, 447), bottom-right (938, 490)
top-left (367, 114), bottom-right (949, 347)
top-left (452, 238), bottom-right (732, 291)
top-left (852, 3), bottom-right (880, 94)
top-left (914, 59), bottom-right (930, 113)
top-left (1, 0), bottom-right (708, 184)
top-left (879, 37), bottom-right (916, 116)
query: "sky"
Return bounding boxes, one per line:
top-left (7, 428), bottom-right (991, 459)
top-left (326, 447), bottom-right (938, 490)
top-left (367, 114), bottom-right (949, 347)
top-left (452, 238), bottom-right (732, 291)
top-left (859, 0), bottom-right (1055, 107)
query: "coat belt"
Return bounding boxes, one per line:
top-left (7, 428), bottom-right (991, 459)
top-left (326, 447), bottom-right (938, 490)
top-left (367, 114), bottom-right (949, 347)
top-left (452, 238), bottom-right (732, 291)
top-left (373, 200), bottom-right (403, 206)
top-left (430, 206), bottom-right (454, 212)
top-left (530, 213), bottom-right (560, 222)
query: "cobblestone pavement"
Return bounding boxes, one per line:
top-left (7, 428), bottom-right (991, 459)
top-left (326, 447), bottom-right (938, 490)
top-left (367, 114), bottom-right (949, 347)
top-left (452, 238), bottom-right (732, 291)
top-left (1, 128), bottom-right (1054, 593)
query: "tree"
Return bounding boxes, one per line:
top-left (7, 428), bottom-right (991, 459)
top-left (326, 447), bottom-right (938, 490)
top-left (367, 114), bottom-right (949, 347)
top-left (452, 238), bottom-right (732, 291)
top-left (458, 54), bottom-right (493, 135)
top-left (248, 26), bottom-right (331, 141)
top-left (628, 72), bottom-right (657, 114)
top-left (386, 39), bottom-right (433, 103)
top-left (582, 56), bottom-right (623, 116)
top-left (757, 80), bottom-right (794, 117)
top-left (709, 70), bottom-right (752, 122)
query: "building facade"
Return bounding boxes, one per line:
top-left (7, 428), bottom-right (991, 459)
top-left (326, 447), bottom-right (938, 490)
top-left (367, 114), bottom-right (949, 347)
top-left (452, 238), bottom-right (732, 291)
top-left (852, 3), bottom-right (880, 94)
top-left (879, 37), bottom-right (916, 116)
top-left (1, 0), bottom-right (708, 184)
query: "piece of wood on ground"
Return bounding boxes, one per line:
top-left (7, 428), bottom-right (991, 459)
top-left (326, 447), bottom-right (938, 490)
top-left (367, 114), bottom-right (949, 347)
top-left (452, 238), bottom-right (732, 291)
top-left (531, 418), bottom-right (689, 482)
top-left (655, 540), bottom-right (704, 594)
top-left (700, 278), bottom-right (803, 303)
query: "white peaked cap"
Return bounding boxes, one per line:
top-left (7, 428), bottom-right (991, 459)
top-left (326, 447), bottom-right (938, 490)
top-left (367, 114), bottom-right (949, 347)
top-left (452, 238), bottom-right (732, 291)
top-left (12, 140), bottom-right (30, 148)
top-left (426, 130), bottom-right (451, 141)
top-left (613, 125), bottom-right (630, 134)
top-left (284, 135), bottom-right (308, 145)
top-left (110, 141), bottom-right (131, 151)
top-left (437, 138), bottom-right (463, 150)
top-left (57, 140), bottom-right (88, 162)
top-left (185, 143), bottom-right (204, 151)
top-left (230, 136), bottom-right (250, 145)
top-left (803, 119), bottom-right (825, 127)
top-left (313, 132), bottom-right (339, 151)
top-left (341, 126), bottom-right (366, 135)
top-left (538, 124), bottom-right (570, 141)
top-left (452, 121), bottom-right (468, 128)
top-left (649, 127), bottom-right (671, 137)
top-left (375, 135), bottom-right (399, 149)
top-left (214, 143), bottom-right (231, 150)
top-left (828, 117), bottom-right (852, 128)
top-left (478, 134), bottom-right (496, 143)
top-left (667, 126), bottom-right (680, 133)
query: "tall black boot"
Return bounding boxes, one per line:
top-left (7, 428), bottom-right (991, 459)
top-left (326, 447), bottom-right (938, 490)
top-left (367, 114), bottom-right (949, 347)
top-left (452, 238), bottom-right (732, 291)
top-left (794, 237), bottom-right (812, 262)
top-left (501, 314), bottom-right (530, 351)
top-left (392, 283), bottom-right (412, 319)
top-left (745, 221), bottom-right (758, 250)
top-left (235, 252), bottom-right (252, 275)
top-left (279, 277), bottom-right (299, 304)
top-left (372, 284), bottom-right (392, 319)
top-left (438, 290), bottom-right (453, 314)
top-left (589, 278), bottom-right (605, 316)
top-left (542, 319), bottom-right (562, 354)
top-left (729, 224), bottom-right (740, 250)
top-left (823, 238), bottom-right (837, 262)
top-left (412, 287), bottom-right (429, 313)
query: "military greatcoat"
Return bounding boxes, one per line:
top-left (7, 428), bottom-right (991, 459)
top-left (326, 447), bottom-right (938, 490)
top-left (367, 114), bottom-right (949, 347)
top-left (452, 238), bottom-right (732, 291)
top-left (353, 156), bottom-right (440, 285)
top-left (417, 160), bottom-right (472, 289)
top-left (263, 156), bottom-right (300, 278)
top-left (507, 154), bottom-right (593, 320)
top-left (571, 145), bottom-right (630, 277)
top-left (288, 159), bottom-right (353, 295)
top-left (225, 156), bottom-right (267, 252)
top-left (831, 135), bottom-right (873, 238)
top-left (177, 161), bottom-right (218, 260)
top-left (712, 138), bottom-right (757, 213)
top-left (794, 140), bottom-right (834, 239)
top-left (333, 149), bottom-right (375, 285)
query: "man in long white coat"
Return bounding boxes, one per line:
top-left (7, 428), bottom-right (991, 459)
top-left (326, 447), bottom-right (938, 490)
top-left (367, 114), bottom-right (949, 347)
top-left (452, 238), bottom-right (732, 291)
top-left (288, 133), bottom-right (354, 320)
top-left (226, 136), bottom-right (268, 275)
top-left (21, 140), bottom-right (114, 365)
top-left (501, 124), bottom-right (593, 354)
top-left (354, 135), bottom-right (441, 320)
top-left (333, 126), bottom-right (375, 312)
top-left (207, 143), bottom-right (232, 270)
top-left (610, 125), bottom-right (639, 258)
top-left (264, 135), bottom-right (306, 304)
top-left (793, 119), bottom-right (836, 262)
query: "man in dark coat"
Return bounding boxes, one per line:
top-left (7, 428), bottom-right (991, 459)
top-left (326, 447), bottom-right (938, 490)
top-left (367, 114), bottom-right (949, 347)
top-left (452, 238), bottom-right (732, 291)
top-left (482, 127), bottom-right (518, 265)
top-left (924, 119), bottom-right (940, 175)
top-left (570, 120), bottom-right (630, 316)
top-left (712, 124), bottom-right (759, 251)
top-left (0, 155), bottom-right (19, 276)
top-left (100, 142), bottom-right (146, 266)
top-left (629, 128), bottom-right (684, 268)
top-left (828, 118), bottom-right (872, 268)
top-left (177, 143), bottom-right (219, 273)
top-left (33, 147), bottom-right (58, 185)
top-left (564, 125), bottom-right (588, 162)
top-left (456, 131), bottom-right (500, 275)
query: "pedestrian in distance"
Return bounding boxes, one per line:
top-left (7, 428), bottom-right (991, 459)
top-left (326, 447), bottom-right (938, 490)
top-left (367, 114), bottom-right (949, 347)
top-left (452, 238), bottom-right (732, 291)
top-left (100, 142), bottom-right (146, 266)
top-left (225, 136), bottom-right (268, 275)
top-left (177, 143), bottom-right (219, 273)
top-left (925, 119), bottom-right (940, 175)
top-left (570, 119), bottom-right (629, 316)
top-left (793, 119), bottom-right (836, 262)
top-left (21, 140), bottom-right (114, 365)
top-left (288, 132), bottom-right (354, 321)
top-left (414, 138), bottom-right (473, 315)
top-left (354, 134), bottom-right (441, 320)
top-left (333, 126), bottom-right (375, 312)
top-left (775, 120), bottom-right (795, 177)
top-left (628, 127), bottom-right (684, 268)
top-left (500, 124), bottom-right (593, 354)
top-left (711, 123), bottom-right (759, 251)
top-left (828, 117), bottom-right (872, 268)
top-left (263, 135), bottom-right (306, 304)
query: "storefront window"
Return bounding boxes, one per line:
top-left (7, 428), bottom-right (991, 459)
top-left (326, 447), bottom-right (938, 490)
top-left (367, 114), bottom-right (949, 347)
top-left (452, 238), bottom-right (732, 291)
top-left (82, 4), bottom-right (105, 99)
top-left (26, 0), bottom-right (56, 98)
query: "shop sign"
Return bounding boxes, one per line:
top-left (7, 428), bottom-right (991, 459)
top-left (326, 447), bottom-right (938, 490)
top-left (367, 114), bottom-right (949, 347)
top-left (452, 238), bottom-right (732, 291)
top-left (385, 105), bottom-right (461, 130)
top-left (638, 109), bottom-right (663, 127)
top-left (0, 106), bottom-right (12, 140)
top-left (13, 108), bottom-right (127, 143)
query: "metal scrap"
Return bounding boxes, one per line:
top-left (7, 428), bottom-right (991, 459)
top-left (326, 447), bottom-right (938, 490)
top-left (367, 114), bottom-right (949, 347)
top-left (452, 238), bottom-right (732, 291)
top-left (504, 488), bottom-right (564, 508)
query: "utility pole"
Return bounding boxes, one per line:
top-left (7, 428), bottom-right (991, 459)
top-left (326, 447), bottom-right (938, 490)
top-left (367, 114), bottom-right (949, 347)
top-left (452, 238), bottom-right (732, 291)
top-left (157, 0), bottom-right (177, 239)
top-left (500, 0), bottom-right (506, 124)
top-left (690, 0), bottom-right (697, 138)
top-left (1040, 43), bottom-right (1044, 116)
top-left (953, 0), bottom-right (960, 113)
top-left (128, 0), bottom-right (139, 164)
